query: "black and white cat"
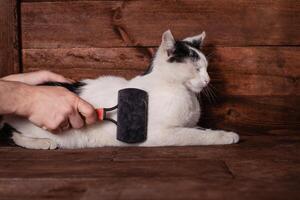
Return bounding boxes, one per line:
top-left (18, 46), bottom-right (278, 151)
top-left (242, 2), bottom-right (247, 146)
top-left (2, 30), bottom-right (239, 149)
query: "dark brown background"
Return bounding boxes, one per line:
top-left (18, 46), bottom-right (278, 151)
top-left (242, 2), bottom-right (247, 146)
top-left (0, 1), bottom-right (300, 199)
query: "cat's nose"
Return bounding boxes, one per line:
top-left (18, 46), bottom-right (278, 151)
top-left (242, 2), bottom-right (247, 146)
top-left (204, 78), bottom-right (210, 85)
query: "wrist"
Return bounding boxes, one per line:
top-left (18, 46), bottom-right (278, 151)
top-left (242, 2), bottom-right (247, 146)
top-left (11, 82), bottom-right (36, 116)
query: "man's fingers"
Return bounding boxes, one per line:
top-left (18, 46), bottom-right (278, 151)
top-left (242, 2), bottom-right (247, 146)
top-left (77, 99), bottom-right (97, 125)
top-left (60, 119), bottom-right (70, 131)
top-left (69, 111), bottom-right (85, 129)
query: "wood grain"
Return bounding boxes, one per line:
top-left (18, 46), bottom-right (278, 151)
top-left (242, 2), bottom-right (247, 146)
top-left (23, 47), bottom-right (150, 80)
top-left (199, 96), bottom-right (300, 133)
top-left (0, 159), bottom-right (231, 179)
top-left (21, 0), bottom-right (300, 48)
top-left (0, 0), bottom-right (20, 77)
top-left (0, 135), bottom-right (299, 200)
top-left (0, 176), bottom-right (299, 200)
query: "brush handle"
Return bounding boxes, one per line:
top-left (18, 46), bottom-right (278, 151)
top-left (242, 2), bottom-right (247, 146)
top-left (95, 105), bottom-right (118, 125)
top-left (96, 108), bottom-right (105, 121)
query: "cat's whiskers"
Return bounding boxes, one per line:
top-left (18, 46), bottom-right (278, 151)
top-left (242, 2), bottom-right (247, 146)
top-left (201, 87), bottom-right (212, 103)
top-left (207, 87), bottom-right (215, 103)
top-left (207, 84), bottom-right (217, 102)
top-left (200, 84), bottom-right (217, 104)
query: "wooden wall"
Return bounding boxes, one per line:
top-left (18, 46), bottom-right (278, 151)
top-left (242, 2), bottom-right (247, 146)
top-left (19, 0), bottom-right (300, 134)
top-left (0, 0), bottom-right (20, 77)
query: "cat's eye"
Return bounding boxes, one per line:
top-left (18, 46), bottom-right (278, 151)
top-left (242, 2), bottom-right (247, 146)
top-left (196, 68), bottom-right (200, 72)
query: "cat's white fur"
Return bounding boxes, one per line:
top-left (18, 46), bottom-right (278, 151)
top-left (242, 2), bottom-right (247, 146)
top-left (3, 30), bottom-right (239, 149)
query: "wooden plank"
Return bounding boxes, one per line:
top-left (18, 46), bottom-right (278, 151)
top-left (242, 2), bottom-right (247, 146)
top-left (1, 178), bottom-right (230, 200)
top-left (21, 0), bottom-right (300, 48)
top-left (199, 96), bottom-right (300, 133)
top-left (0, 0), bottom-right (20, 77)
top-left (0, 176), bottom-right (299, 200)
top-left (121, 0), bottom-right (300, 46)
top-left (206, 47), bottom-right (300, 95)
top-left (23, 47), bottom-right (300, 95)
top-left (21, 1), bottom-right (122, 49)
top-left (209, 73), bottom-right (298, 96)
top-left (0, 135), bottom-right (299, 199)
top-left (22, 48), bottom-right (150, 71)
top-left (0, 159), bottom-right (231, 179)
top-left (0, 147), bottom-right (116, 161)
top-left (206, 47), bottom-right (299, 80)
top-left (227, 159), bottom-right (300, 180)
top-left (22, 0), bottom-right (119, 2)
top-left (22, 47), bottom-right (150, 80)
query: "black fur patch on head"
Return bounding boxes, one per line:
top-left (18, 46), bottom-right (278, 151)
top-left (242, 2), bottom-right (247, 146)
top-left (39, 81), bottom-right (86, 95)
top-left (184, 40), bottom-right (202, 49)
top-left (168, 41), bottom-right (200, 63)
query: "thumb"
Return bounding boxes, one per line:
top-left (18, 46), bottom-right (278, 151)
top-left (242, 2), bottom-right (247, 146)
top-left (43, 71), bottom-right (74, 83)
top-left (77, 98), bottom-right (97, 125)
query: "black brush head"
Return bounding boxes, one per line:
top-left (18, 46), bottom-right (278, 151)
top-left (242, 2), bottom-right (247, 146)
top-left (117, 88), bottom-right (148, 143)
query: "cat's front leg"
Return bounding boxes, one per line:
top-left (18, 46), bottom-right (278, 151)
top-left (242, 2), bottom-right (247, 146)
top-left (145, 127), bottom-right (239, 146)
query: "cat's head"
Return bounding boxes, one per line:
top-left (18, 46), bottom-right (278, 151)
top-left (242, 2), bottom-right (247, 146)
top-left (151, 30), bottom-right (209, 93)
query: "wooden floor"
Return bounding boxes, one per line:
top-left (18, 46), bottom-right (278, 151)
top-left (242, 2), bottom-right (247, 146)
top-left (0, 133), bottom-right (299, 200)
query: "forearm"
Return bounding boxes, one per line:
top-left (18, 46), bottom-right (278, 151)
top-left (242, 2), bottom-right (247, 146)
top-left (0, 74), bottom-right (96, 131)
top-left (0, 80), bottom-right (31, 115)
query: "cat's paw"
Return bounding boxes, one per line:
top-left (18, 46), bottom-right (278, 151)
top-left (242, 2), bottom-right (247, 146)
top-left (47, 139), bottom-right (58, 150)
top-left (37, 139), bottom-right (58, 150)
top-left (214, 131), bottom-right (239, 145)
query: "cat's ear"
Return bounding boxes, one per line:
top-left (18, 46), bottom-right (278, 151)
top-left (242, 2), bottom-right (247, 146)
top-left (183, 31), bottom-right (206, 49)
top-left (161, 30), bottom-right (175, 56)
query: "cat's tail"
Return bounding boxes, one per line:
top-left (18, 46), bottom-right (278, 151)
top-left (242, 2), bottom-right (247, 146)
top-left (0, 116), bottom-right (4, 129)
top-left (0, 117), bottom-right (15, 144)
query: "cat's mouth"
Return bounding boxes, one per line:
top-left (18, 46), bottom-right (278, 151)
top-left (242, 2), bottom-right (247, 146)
top-left (185, 84), bottom-right (201, 93)
top-left (185, 79), bottom-right (205, 93)
top-left (185, 82), bottom-right (208, 94)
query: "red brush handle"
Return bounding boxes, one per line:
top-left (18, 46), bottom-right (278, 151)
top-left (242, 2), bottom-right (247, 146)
top-left (96, 105), bottom-right (117, 123)
top-left (96, 108), bottom-right (104, 121)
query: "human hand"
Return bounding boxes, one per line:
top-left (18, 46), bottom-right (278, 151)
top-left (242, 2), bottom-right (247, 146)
top-left (1, 70), bottom-right (73, 85)
top-left (15, 84), bottom-right (97, 132)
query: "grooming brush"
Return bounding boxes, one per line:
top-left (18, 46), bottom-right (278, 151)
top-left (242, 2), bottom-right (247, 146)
top-left (96, 88), bottom-right (148, 143)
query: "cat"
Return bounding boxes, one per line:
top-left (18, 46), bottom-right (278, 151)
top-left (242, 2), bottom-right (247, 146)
top-left (1, 30), bottom-right (239, 149)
